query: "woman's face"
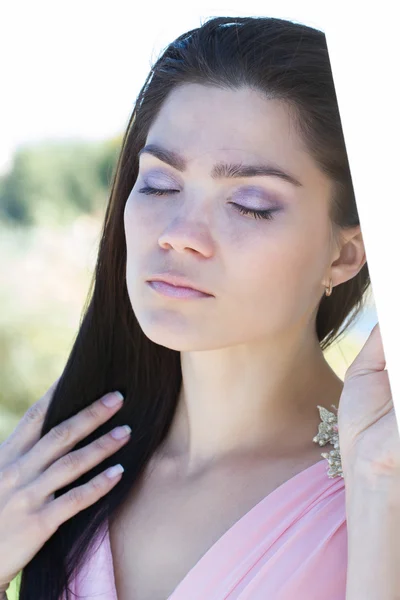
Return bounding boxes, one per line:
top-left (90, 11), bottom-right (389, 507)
top-left (124, 84), bottom-right (337, 351)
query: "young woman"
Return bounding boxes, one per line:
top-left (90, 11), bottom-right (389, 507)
top-left (0, 15), bottom-right (371, 600)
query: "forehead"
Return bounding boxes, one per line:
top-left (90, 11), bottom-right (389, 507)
top-left (145, 83), bottom-right (323, 182)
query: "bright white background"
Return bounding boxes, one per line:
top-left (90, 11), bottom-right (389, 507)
top-left (0, 1), bottom-right (328, 174)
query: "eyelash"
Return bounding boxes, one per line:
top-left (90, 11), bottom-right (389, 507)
top-left (138, 186), bottom-right (276, 221)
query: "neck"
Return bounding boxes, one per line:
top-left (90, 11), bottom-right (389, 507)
top-left (156, 326), bottom-right (344, 476)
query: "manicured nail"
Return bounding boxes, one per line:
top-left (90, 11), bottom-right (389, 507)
top-left (105, 464), bottom-right (124, 478)
top-left (101, 392), bottom-right (124, 407)
top-left (111, 425), bottom-right (132, 439)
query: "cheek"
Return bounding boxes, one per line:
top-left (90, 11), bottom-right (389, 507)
top-left (124, 193), bottom-right (153, 250)
top-left (123, 196), bottom-right (147, 286)
top-left (229, 224), bottom-right (327, 316)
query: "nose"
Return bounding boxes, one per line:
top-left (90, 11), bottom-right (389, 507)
top-left (158, 216), bottom-right (214, 256)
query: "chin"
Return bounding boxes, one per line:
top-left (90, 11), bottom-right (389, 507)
top-left (135, 317), bottom-right (222, 352)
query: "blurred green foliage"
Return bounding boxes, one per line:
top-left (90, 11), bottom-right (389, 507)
top-left (0, 136), bottom-right (122, 227)
top-left (6, 572), bottom-right (20, 600)
top-left (0, 135), bottom-right (122, 441)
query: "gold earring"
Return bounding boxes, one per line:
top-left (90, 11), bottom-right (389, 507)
top-left (325, 278), bottom-right (333, 297)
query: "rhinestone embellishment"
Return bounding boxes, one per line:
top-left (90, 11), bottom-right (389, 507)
top-left (313, 404), bottom-right (343, 478)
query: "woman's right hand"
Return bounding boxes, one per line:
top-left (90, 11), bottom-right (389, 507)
top-left (0, 380), bottom-right (131, 591)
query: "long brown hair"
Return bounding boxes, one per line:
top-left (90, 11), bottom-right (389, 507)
top-left (19, 15), bottom-right (370, 599)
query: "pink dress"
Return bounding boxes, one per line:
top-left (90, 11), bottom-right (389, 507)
top-left (64, 457), bottom-right (347, 599)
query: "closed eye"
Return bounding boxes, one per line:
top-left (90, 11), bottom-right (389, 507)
top-left (139, 186), bottom-right (180, 196)
top-left (137, 186), bottom-right (277, 221)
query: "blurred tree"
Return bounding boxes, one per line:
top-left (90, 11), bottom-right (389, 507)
top-left (96, 135), bottom-right (122, 189)
top-left (0, 135), bottom-right (122, 227)
top-left (0, 134), bottom-right (122, 439)
top-left (0, 150), bottom-right (35, 225)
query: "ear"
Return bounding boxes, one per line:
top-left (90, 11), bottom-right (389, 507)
top-left (323, 225), bottom-right (367, 290)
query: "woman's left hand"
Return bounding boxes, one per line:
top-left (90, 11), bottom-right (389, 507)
top-left (337, 321), bottom-right (400, 485)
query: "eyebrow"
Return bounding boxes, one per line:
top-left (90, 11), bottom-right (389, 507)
top-left (138, 143), bottom-right (303, 187)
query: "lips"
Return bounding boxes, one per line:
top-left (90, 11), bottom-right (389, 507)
top-left (146, 273), bottom-right (213, 296)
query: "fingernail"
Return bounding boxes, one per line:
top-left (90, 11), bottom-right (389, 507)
top-left (106, 464), bottom-right (124, 478)
top-left (111, 425), bottom-right (132, 439)
top-left (101, 392), bottom-right (124, 407)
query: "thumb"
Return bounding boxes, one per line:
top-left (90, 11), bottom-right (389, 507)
top-left (345, 322), bottom-right (386, 379)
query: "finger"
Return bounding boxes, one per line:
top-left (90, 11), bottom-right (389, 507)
top-left (345, 322), bottom-right (386, 378)
top-left (32, 423), bottom-right (131, 503)
top-left (16, 392), bottom-right (125, 483)
top-left (37, 462), bottom-right (125, 536)
top-left (0, 377), bottom-right (61, 469)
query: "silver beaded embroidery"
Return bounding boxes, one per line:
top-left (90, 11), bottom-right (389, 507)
top-left (313, 404), bottom-right (343, 478)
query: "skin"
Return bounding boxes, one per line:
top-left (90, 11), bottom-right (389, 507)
top-left (123, 83), bottom-right (366, 478)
